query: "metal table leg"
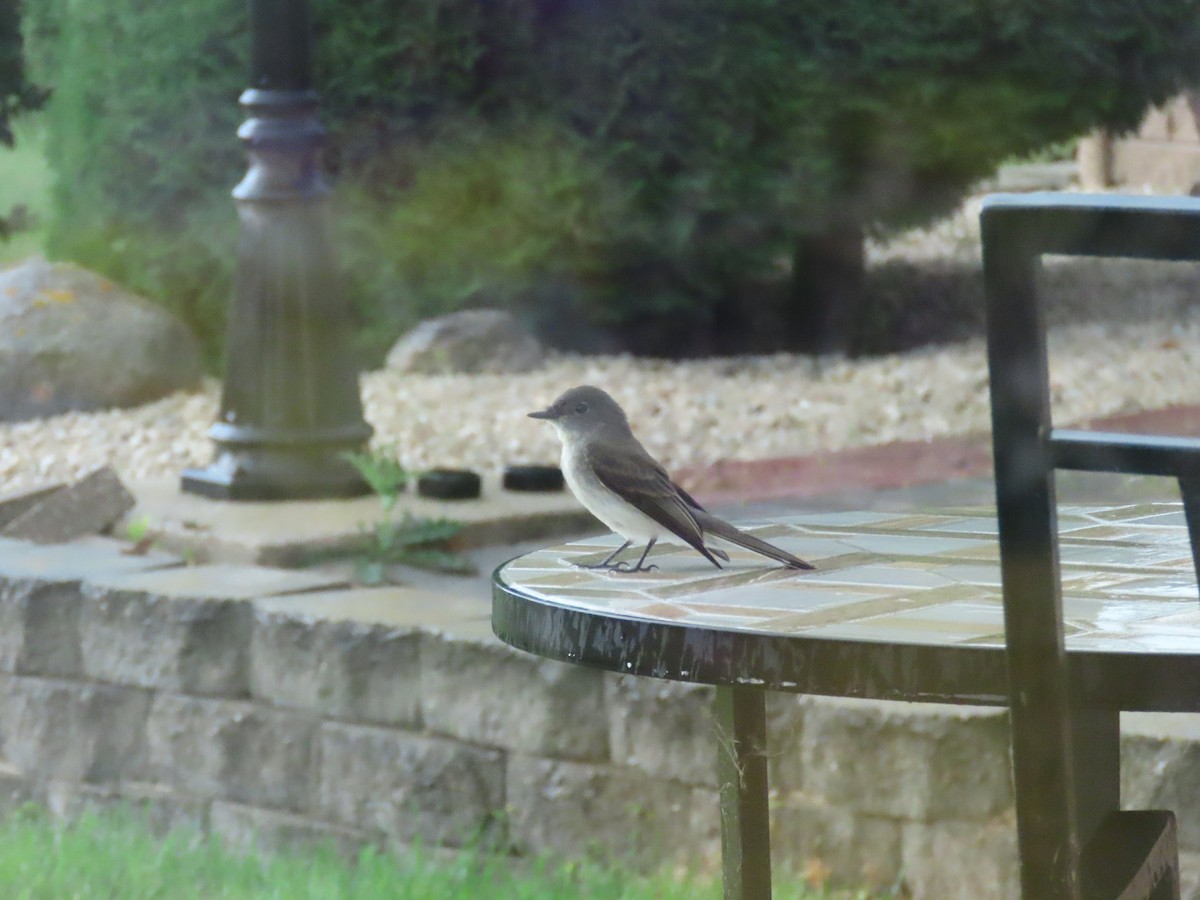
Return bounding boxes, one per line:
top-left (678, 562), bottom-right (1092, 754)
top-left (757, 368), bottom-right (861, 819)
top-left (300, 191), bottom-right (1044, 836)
top-left (715, 685), bottom-right (772, 900)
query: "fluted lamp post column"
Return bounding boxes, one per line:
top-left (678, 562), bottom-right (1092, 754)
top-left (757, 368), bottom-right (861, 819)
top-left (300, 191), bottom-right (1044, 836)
top-left (182, 0), bottom-right (372, 500)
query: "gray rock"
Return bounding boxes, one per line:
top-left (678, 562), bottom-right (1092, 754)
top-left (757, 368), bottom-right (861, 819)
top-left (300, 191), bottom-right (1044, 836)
top-left (1, 466), bottom-right (134, 543)
top-left (385, 309), bottom-right (543, 374)
top-left (0, 484), bottom-right (63, 530)
top-left (0, 257), bottom-right (202, 420)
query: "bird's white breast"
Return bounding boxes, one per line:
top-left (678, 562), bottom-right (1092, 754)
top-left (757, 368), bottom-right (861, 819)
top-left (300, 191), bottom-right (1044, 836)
top-left (558, 438), bottom-right (666, 543)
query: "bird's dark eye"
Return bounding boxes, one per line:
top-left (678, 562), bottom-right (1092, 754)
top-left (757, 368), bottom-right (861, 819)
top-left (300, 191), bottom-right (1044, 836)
top-left (575, 402), bottom-right (589, 415)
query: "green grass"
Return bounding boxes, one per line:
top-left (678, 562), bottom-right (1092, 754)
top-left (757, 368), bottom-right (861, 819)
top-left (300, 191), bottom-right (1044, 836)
top-left (0, 115), bottom-right (53, 267)
top-left (0, 807), bottom-right (880, 899)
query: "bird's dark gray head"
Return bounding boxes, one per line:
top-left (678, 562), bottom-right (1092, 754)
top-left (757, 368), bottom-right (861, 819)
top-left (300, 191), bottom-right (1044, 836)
top-left (528, 385), bottom-right (632, 439)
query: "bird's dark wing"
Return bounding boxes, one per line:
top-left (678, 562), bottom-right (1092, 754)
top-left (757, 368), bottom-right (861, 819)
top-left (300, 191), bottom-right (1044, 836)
top-left (694, 511), bottom-right (815, 570)
top-left (587, 441), bottom-right (723, 568)
top-left (676, 482), bottom-right (706, 512)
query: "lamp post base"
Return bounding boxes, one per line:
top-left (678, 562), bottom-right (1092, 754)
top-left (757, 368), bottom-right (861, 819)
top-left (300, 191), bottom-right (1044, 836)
top-left (181, 446), bottom-right (368, 501)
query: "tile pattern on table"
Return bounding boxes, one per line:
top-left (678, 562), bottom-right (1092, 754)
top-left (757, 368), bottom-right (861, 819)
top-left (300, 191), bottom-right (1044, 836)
top-left (497, 504), bottom-right (1200, 654)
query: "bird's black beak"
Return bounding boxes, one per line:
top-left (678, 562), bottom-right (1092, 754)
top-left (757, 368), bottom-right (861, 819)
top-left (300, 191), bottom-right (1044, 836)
top-left (528, 407), bottom-right (556, 420)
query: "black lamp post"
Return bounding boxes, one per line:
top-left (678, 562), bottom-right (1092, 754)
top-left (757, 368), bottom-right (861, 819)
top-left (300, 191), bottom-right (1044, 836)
top-left (182, 0), bottom-right (372, 500)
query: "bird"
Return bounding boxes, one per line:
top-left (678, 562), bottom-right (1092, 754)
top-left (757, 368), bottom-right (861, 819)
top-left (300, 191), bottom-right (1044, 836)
top-left (528, 385), bottom-right (815, 573)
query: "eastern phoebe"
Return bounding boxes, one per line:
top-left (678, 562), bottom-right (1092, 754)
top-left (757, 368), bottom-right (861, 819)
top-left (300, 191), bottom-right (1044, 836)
top-left (529, 385), bottom-right (815, 572)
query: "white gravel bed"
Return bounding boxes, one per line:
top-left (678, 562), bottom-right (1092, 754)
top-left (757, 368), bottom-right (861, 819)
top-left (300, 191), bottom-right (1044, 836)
top-left (4, 314), bottom-right (1200, 492)
top-left (5, 189), bottom-right (1200, 493)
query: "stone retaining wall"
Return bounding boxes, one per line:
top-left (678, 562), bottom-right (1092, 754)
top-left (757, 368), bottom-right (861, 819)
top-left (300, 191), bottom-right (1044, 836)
top-left (1, 535), bottom-right (1198, 898)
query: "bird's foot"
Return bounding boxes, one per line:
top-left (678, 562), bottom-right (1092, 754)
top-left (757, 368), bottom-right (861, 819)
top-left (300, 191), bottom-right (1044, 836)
top-left (577, 559), bottom-right (659, 573)
top-left (612, 561), bottom-right (658, 573)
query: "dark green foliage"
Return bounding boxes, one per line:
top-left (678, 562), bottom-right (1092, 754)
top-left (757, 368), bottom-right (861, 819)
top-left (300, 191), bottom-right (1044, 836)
top-left (30, 0), bottom-right (1200, 363)
top-left (24, 0), bottom-right (244, 366)
top-left (0, 1), bottom-right (46, 148)
top-left (1, 0), bottom-right (48, 242)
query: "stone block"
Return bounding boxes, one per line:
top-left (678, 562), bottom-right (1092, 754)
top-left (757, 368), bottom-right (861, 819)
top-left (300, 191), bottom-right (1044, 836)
top-left (421, 631), bottom-right (608, 760)
top-left (43, 780), bottom-right (209, 836)
top-left (210, 800), bottom-right (378, 862)
top-left (604, 687), bottom-right (804, 791)
top-left (0, 484), bottom-right (63, 530)
top-left (316, 722), bottom-right (504, 847)
top-left (605, 675), bottom-right (716, 786)
top-left (1182, 849), bottom-right (1200, 900)
top-left (0, 760), bottom-right (39, 817)
top-left (899, 816), bottom-right (1019, 900)
top-left (0, 675), bottom-right (151, 783)
top-left (1, 467), bottom-right (134, 543)
top-left (765, 691), bottom-right (806, 794)
top-left (0, 578), bottom-right (83, 677)
top-left (0, 536), bottom-right (181, 582)
top-left (1123, 723), bottom-right (1200, 851)
top-left (770, 799), bottom-right (902, 892)
top-left (79, 584), bottom-right (251, 696)
top-left (144, 693), bottom-right (316, 812)
top-left (800, 696), bottom-right (1012, 821)
top-left (250, 607), bottom-right (420, 727)
top-left (505, 754), bottom-right (720, 868)
top-left (85, 562), bottom-right (347, 601)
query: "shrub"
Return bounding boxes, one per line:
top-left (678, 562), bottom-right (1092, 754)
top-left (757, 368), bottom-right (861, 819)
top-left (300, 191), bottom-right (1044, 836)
top-left (30, 0), bottom-right (1200, 363)
top-left (334, 117), bottom-right (634, 362)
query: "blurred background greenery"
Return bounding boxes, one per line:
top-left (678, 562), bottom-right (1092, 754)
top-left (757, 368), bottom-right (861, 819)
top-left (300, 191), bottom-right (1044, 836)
top-left (8, 0), bottom-right (1200, 369)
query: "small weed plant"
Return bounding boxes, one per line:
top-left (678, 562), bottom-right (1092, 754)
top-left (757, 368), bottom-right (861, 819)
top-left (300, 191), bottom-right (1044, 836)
top-left (340, 448), bottom-right (476, 583)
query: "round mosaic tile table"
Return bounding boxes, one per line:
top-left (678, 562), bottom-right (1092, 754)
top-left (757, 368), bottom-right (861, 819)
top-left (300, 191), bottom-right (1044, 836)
top-left (492, 503), bottom-right (1200, 899)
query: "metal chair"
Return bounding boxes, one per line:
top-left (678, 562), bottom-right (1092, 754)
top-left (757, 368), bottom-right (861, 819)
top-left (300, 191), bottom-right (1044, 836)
top-left (982, 193), bottom-right (1200, 899)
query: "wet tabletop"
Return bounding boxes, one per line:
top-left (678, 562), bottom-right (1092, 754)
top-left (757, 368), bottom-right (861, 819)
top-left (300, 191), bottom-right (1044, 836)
top-left (493, 503), bottom-right (1200, 705)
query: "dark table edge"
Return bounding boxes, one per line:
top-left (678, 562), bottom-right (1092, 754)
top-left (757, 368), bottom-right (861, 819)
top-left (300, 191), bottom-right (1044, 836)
top-left (492, 562), bottom-right (1200, 712)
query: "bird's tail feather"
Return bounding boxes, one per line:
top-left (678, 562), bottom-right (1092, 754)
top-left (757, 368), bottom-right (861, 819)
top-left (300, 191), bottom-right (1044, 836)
top-left (696, 513), bottom-right (815, 570)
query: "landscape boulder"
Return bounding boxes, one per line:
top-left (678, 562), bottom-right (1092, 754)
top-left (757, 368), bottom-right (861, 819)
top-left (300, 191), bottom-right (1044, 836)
top-left (385, 309), bottom-right (543, 375)
top-left (0, 257), bottom-right (202, 421)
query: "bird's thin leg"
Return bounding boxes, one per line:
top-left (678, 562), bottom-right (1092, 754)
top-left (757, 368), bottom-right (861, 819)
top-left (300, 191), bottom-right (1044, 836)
top-left (623, 538), bottom-right (658, 573)
top-left (579, 540), bottom-right (631, 570)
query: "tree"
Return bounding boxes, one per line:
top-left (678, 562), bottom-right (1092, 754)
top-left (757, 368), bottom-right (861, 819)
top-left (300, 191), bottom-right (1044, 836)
top-left (1, 0), bottom-right (45, 146)
top-left (520, 0), bottom-right (1200, 353)
top-left (34, 0), bottom-right (1200, 360)
top-left (1, 0), bottom-right (47, 240)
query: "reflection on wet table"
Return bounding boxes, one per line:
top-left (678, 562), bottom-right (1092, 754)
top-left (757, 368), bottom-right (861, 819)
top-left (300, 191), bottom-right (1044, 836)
top-left (496, 503), bottom-right (1200, 654)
